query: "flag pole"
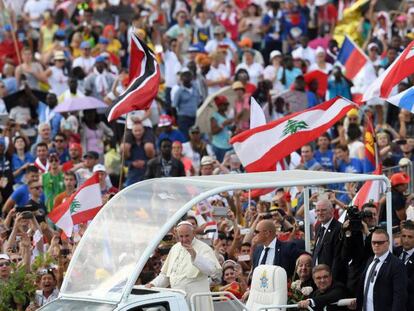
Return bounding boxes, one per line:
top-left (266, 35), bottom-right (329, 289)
top-left (1, 0), bottom-right (21, 65)
top-left (118, 122), bottom-right (128, 189)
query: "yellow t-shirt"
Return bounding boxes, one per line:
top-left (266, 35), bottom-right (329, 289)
top-left (41, 25), bottom-right (59, 53)
top-left (107, 39), bottom-right (122, 55)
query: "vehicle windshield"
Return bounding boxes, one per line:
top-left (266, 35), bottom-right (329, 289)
top-left (60, 178), bottom-right (214, 302)
top-left (39, 299), bottom-right (115, 311)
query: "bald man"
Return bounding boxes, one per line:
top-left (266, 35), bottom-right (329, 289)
top-left (146, 221), bottom-right (221, 310)
top-left (312, 199), bottom-right (341, 270)
top-left (252, 219), bottom-right (301, 277)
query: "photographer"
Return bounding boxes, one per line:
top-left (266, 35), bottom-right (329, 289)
top-left (339, 203), bottom-right (378, 294)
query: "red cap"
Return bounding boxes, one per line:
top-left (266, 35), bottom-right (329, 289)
top-left (69, 143), bottom-right (82, 154)
top-left (214, 96), bottom-right (229, 107)
top-left (158, 114), bottom-right (173, 127)
top-left (390, 172), bottom-right (410, 187)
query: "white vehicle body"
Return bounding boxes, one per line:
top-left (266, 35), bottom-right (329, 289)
top-left (39, 170), bottom-right (391, 311)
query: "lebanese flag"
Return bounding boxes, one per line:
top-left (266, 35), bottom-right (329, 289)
top-left (352, 166), bottom-right (384, 209)
top-left (231, 97), bottom-right (356, 172)
top-left (337, 36), bottom-right (368, 80)
top-left (362, 40), bottom-right (414, 102)
top-left (106, 33), bottom-right (160, 122)
top-left (48, 174), bottom-right (103, 235)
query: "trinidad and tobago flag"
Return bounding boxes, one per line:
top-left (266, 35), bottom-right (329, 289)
top-left (106, 33), bottom-right (160, 122)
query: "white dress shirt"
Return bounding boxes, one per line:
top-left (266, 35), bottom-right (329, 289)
top-left (364, 251), bottom-right (389, 311)
top-left (401, 247), bottom-right (414, 264)
top-left (258, 238), bottom-right (277, 265)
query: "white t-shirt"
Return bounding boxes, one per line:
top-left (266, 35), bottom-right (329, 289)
top-left (48, 66), bottom-right (68, 96)
top-left (182, 141), bottom-right (214, 174)
top-left (292, 46), bottom-right (316, 64)
top-left (235, 63), bottom-right (264, 86)
top-left (263, 65), bottom-right (284, 93)
top-left (348, 140), bottom-right (364, 159)
top-left (72, 56), bottom-right (96, 74)
top-left (23, 0), bottom-right (53, 29)
top-left (164, 50), bottom-right (182, 88)
top-left (205, 64), bottom-right (230, 95)
top-left (308, 62), bottom-right (333, 74)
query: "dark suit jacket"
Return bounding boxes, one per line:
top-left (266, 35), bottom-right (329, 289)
top-left (312, 218), bottom-right (342, 270)
top-left (311, 282), bottom-right (350, 311)
top-left (357, 252), bottom-right (408, 311)
top-left (252, 239), bottom-right (300, 277)
top-left (144, 156), bottom-right (185, 179)
top-left (394, 246), bottom-right (414, 310)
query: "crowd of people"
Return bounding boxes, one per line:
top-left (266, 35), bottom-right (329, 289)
top-left (0, 0), bottom-right (414, 310)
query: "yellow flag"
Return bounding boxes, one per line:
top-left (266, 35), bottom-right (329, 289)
top-left (334, 0), bottom-right (370, 46)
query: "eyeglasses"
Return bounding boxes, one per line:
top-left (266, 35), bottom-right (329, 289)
top-left (0, 261), bottom-right (10, 267)
top-left (371, 240), bottom-right (388, 245)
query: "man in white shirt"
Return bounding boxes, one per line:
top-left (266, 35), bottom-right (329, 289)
top-left (72, 41), bottom-right (96, 74)
top-left (146, 221), bottom-right (221, 310)
top-left (23, 0), bottom-right (53, 30)
top-left (292, 35), bottom-right (315, 65)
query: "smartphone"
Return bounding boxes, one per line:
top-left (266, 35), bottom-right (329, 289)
top-left (213, 207), bottom-right (228, 217)
top-left (237, 254), bottom-right (251, 262)
top-left (240, 228), bottom-right (250, 235)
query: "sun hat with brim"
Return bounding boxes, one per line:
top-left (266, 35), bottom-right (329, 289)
top-left (54, 51), bottom-right (66, 61)
top-left (390, 172), bottom-right (410, 186)
top-left (232, 81), bottom-right (245, 90)
top-left (201, 156), bottom-right (215, 166)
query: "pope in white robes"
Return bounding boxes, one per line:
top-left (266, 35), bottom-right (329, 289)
top-left (147, 221), bottom-right (222, 311)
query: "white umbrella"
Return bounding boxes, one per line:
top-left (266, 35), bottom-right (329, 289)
top-left (195, 86), bottom-right (237, 133)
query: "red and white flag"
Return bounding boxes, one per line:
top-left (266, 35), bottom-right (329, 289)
top-left (352, 167), bottom-right (384, 209)
top-left (204, 221), bottom-right (218, 239)
top-left (48, 173), bottom-right (103, 237)
top-left (231, 97), bottom-right (356, 172)
top-left (362, 40), bottom-right (414, 102)
top-left (106, 33), bottom-right (160, 122)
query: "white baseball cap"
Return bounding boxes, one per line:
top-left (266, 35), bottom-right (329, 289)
top-left (93, 164), bottom-right (106, 173)
top-left (0, 254), bottom-right (10, 261)
top-left (270, 50), bottom-right (282, 60)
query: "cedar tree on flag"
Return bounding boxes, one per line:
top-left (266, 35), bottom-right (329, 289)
top-left (362, 40), bottom-right (414, 101)
top-left (106, 33), bottom-right (160, 122)
top-left (48, 173), bottom-right (103, 237)
top-left (230, 97), bottom-right (357, 172)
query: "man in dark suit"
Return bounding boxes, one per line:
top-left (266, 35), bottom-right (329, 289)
top-left (356, 229), bottom-right (407, 311)
top-left (144, 138), bottom-right (185, 179)
top-left (297, 264), bottom-right (351, 311)
top-left (312, 199), bottom-right (342, 269)
top-left (251, 219), bottom-right (300, 277)
top-left (394, 221), bottom-right (414, 310)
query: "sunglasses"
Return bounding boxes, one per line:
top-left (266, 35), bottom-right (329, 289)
top-left (0, 261), bottom-right (10, 267)
top-left (55, 139), bottom-right (64, 142)
top-left (371, 240), bottom-right (388, 245)
top-left (30, 186), bottom-right (41, 190)
top-left (49, 158), bottom-right (59, 163)
top-left (11, 257), bottom-right (22, 263)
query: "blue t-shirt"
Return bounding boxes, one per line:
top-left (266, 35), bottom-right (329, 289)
top-left (337, 158), bottom-right (363, 174)
top-left (12, 184), bottom-right (45, 207)
top-left (304, 158), bottom-right (322, 170)
top-left (314, 149), bottom-right (334, 171)
top-left (11, 152), bottom-right (35, 184)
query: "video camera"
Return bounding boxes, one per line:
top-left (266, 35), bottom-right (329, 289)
top-left (346, 206), bottom-right (373, 232)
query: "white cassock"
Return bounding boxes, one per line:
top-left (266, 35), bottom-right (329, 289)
top-left (151, 238), bottom-right (222, 311)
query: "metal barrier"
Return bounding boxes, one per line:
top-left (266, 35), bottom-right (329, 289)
top-left (383, 161), bottom-right (413, 192)
top-left (190, 291), bottom-right (247, 311)
top-left (257, 305), bottom-right (313, 311)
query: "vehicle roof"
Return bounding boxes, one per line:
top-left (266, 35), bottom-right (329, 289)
top-left (59, 171), bottom-right (390, 304)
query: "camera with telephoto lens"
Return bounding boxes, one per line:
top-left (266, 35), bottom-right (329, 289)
top-left (346, 206), bottom-right (373, 232)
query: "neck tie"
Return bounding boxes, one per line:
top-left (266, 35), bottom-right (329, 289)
top-left (260, 247), bottom-right (270, 265)
top-left (313, 226), bottom-right (326, 264)
top-left (363, 258), bottom-right (380, 311)
top-left (401, 251), bottom-right (408, 263)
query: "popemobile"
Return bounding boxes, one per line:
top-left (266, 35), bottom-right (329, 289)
top-left (39, 170), bottom-right (391, 311)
